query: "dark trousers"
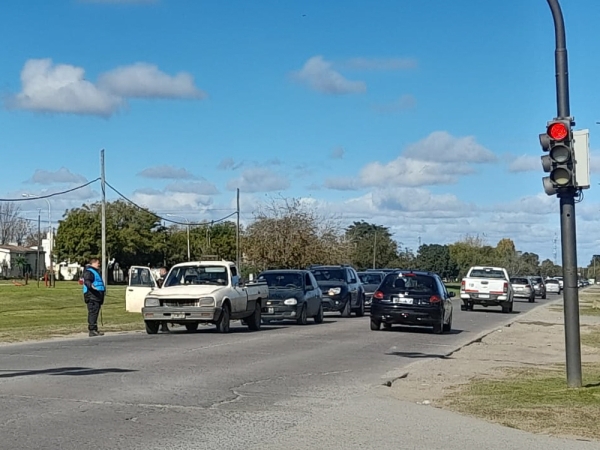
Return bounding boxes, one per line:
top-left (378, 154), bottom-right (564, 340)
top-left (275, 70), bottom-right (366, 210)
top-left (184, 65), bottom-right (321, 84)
top-left (84, 293), bottom-right (103, 331)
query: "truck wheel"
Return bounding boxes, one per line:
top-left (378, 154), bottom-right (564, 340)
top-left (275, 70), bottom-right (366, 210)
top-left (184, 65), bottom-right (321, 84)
top-left (314, 304), bottom-right (324, 324)
top-left (370, 319), bottom-right (381, 331)
top-left (247, 302), bottom-right (262, 331)
top-left (216, 304), bottom-right (231, 333)
top-left (341, 297), bottom-right (352, 318)
top-left (145, 321), bottom-right (159, 335)
top-left (355, 295), bottom-right (365, 317)
top-left (296, 305), bottom-right (308, 325)
top-left (185, 322), bottom-right (199, 332)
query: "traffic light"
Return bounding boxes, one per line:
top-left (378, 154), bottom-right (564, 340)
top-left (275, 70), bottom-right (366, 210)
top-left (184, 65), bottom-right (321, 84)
top-left (540, 119), bottom-right (574, 195)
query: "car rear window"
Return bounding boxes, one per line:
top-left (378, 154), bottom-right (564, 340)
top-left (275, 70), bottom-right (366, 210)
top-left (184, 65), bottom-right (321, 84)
top-left (546, 279), bottom-right (558, 284)
top-left (380, 273), bottom-right (438, 296)
top-left (469, 269), bottom-right (505, 279)
top-left (358, 273), bottom-right (383, 284)
top-left (510, 277), bottom-right (529, 285)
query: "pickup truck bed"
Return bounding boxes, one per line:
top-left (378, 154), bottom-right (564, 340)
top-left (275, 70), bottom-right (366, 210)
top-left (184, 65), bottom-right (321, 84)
top-left (460, 266), bottom-right (513, 313)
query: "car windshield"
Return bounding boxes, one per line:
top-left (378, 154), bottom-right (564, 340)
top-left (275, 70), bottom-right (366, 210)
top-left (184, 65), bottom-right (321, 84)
top-left (380, 273), bottom-right (438, 296)
top-left (358, 273), bottom-right (383, 284)
top-left (311, 269), bottom-right (345, 282)
top-left (165, 265), bottom-right (229, 287)
top-left (469, 269), bottom-right (506, 279)
top-left (258, 272), bottom-right (303, 289)
top-left (510, 277), bottom-right (530, 285)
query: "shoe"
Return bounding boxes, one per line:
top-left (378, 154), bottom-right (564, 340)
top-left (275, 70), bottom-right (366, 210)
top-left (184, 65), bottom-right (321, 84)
top-left (89, 330), bottom-right (104, 337)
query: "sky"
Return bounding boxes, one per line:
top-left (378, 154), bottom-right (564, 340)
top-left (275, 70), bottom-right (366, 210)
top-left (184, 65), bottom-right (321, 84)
top-left (1, 0), bottom-right (600, 266)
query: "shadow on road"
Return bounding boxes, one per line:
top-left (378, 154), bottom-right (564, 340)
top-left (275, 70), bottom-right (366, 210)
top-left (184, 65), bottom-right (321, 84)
top-left (385, 351), bottom-right (451, 359)
top-left (0, 367), bottom-right (137, 378)
top-left (168, 325), bottom-right (290, 334)
top-left (382, 326), bottom-right (464, 336)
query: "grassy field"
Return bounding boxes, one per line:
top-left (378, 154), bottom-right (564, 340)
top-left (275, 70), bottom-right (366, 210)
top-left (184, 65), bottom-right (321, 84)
top-left (445, 283), bottom-right (460, 295)
top-left (0, 281), bottom-right (143, 343)
top-left (550, 285), bottom-right (600, 316)
top-left (442, 364), bottom-right (600, 440)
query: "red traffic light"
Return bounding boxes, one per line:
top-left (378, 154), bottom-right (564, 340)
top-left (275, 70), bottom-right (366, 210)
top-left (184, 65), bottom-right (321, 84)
top-left (548, 122), bottom-right (569, 140)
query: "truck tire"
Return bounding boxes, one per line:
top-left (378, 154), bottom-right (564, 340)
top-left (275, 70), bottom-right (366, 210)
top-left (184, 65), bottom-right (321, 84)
top-left (185, 322), bottom-right (199, 332)
top-left (314, 304), bottom-right (324, 324)
top-left (216, 304), bottom-right (231, 333)
top-left (145, 321), bottom-right (159, 335)
top-left (296, 304), bottom-right (308, 325)
top-left (247, 301), bottom-right (262, 331)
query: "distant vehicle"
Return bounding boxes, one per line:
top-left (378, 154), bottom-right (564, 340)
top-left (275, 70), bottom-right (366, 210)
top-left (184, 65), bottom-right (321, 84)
top-left (510, 276), bottom-right (536, 303)
top-left (309, 265), bottom-right (365, 317)
top-left (257, 269), bottom-right (323, 325)
top-left (554, 276), bottom-right (564, 289)
top-left (141, 260), bottom-right (268, 334)
top-left (460, 266), bottom-right (514, 313)
top-left (369, 270), bottom-right (454, 334)
top-left (357, 271), bottom-right (385, 309)
top-left (530, 276), bottom-right (547, 299)
top-left (545, 278), bottom-right (561, 294)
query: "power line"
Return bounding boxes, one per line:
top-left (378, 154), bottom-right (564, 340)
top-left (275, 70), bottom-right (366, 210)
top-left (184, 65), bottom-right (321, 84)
top-left (105, 180), bottom-right (237, 226)
top-left (0, 178), bottom-right (101, 202)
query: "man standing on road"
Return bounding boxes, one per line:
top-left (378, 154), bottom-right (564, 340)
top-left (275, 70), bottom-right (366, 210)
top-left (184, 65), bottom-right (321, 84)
top-left (82, 258), bottom-right (106, 337)
top-left (157, 267), bottom-right (169, 333)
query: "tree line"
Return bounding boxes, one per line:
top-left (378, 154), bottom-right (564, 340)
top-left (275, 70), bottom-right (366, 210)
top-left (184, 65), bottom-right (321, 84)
top-left (1, 198), bottom-right (592, 282)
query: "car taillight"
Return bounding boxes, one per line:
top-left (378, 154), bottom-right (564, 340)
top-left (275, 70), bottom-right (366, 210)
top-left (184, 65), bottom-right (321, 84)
top-left (525, 284), bottom-right (531, 290)
top-left (429, 295), bottom-right (442, 303)
top-left (503, 282), bottom-right (508, 293)
top-left (460, 280), bottom-right (465, 291)
top-left (373, 291), bottom-right (384, 301)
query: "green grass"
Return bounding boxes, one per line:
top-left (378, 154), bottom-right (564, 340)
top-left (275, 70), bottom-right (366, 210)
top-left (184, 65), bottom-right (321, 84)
top-left (445, 283), bottom-right (460, 296)
top-left (0, 281), bottom-right (143, 343)
top-left (582, 327), bottom-right (600, 349)
top-left (442, 365), bottom-right (600, 439)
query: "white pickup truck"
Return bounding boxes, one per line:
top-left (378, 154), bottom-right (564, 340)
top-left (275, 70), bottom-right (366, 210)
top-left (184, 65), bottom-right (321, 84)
top-left (140, 260), bottom-right (269, 334)
top-left (460, 266), bottom-right (514, 313)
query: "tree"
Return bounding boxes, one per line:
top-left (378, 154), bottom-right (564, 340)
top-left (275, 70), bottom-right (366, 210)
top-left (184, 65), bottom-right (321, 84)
top-left (540, 259), bottom-right (561, 278)
top-left (345, 221), bottom-right (398, 270)
top-left (0, 202), bottom-right (23, 245)
top-left (13, 218), bottom-right (32, 246)
top-left (416, 244), bottom-right (458, 279)
top-left (448, 234), bottom-right (495, 278)
top-left (243, 197), bottom-right (348, 271)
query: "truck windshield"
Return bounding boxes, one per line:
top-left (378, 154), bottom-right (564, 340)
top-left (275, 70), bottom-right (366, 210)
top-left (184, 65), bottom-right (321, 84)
top-left (165, 265), bottom-right (228, 287)
top-left (469, 269), bottom-right (505, 279)
top-left (258, 272), bottom-right (303, 289)
top-left (311, 269), bottom-right (345, 282)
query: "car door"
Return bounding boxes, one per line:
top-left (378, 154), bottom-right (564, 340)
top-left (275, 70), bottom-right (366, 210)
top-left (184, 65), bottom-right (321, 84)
top-left (347, 268), bottom-right (359, 307)
top-left (126, 266), bottom-right (157, 313)
top-left (304, 272), bottom-right (318, 316)
top-left (229, 265), bottom-right (247, 313)
top-left (436, 275), bottom-right (451, 323)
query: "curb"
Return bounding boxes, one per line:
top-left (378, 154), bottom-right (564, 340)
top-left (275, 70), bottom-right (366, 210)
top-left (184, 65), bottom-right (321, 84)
top-left (380, 295), bottom-right (565, 386)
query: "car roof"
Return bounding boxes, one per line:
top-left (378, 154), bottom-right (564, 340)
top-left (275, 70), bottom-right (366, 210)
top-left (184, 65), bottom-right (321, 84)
top-left (259, 269), bottom-right (308, 274)
top-left (385, 269), bottom-right (437, 277)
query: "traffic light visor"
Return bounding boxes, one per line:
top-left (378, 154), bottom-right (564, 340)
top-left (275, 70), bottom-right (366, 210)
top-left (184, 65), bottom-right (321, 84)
top-left (548, 122), bottom-right (568, 140)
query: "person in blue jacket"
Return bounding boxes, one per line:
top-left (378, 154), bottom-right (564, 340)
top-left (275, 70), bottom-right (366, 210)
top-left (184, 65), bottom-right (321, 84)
top-left (82, 258), bottom-right (106, 337)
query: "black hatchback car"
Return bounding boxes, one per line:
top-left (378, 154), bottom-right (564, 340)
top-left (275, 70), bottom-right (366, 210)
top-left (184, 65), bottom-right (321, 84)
top-left (309, 264), bottom-right (365, 317)
top-left (370, 270), bottom-right (454, 334)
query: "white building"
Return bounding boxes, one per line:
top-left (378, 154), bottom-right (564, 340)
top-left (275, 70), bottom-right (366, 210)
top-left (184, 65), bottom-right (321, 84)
top-left (0, 245), bottom-right (46, 278)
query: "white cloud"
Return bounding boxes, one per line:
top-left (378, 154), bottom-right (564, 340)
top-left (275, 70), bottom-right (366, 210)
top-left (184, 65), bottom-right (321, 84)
top-left (28, 167), bottom-right (87, 185)
top-left (137, 165), bottom-right (196, 180)
top-left (226, 167), bottom-right (290, 193)
top-left (7, 58), bottom-right (123, 117)
top-left (97, 63), bottom-right (205, 99)
top-left (343, 57), bottom-right (418, 71)
top-left (217, 158), bottom-right (236, 170)
top-left (508, 155), bottom-right (539, 173)
top-left (372, 95), bottom-right (416, 114)
top-left (323, 177), bottom-right (360, 191)
top-left (330, 147), bottom-right (345, 159)
top-left (403, 131), bottom-right (496, 164)
top-left (131, 189), bottom-right (213, 212)
top-left (291, 56), bottom-right (366, 95)
top-left (165, 180), bottom-right (219, 196)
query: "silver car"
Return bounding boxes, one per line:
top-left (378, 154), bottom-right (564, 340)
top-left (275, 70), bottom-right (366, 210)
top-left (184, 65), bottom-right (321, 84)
top-left (510, 276), bottom-right (535, 303)
top-left (545, 278), bottom-right (561, 294)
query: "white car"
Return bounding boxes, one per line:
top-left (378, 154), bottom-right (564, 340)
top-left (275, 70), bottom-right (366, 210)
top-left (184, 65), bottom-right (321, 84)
top-left (545, 278), bottom-right (561, 294)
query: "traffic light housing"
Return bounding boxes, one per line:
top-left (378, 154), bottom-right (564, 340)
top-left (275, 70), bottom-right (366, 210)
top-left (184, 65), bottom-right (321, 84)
top-left (540, 119), bottom-right (575, 195)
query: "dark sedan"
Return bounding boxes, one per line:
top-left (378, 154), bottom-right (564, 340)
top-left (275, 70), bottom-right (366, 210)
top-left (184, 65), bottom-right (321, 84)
top-left (370, 270), bottom-right (453, 334)
top-left (257, 270), bottom-right (324, 325)
top-left (358, 271), bottom-right (385, 309)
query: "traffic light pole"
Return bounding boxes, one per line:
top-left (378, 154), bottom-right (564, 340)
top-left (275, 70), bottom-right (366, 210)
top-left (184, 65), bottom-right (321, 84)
top-left (547, 0), bottom-right (582, 388)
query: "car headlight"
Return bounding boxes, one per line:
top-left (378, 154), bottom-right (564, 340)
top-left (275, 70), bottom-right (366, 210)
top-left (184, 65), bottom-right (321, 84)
top-left (283, 298), bottom-right (298, 306)
top-left (145, 297), bottom-right (160, 307)
top-left (199, 297), bottom-right (215, 306)
top-left (328, 287), bottom-right (341, 295)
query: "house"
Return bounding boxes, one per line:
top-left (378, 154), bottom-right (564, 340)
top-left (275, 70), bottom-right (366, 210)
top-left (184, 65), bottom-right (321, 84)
top-left (0, 245), bottom-right (46, 278)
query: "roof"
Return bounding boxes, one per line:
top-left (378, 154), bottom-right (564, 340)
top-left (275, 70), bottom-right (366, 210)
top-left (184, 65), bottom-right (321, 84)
top-left (0, 245), bottom-right (42, 253)
top-left (259, 269), bottom-right (309, 274)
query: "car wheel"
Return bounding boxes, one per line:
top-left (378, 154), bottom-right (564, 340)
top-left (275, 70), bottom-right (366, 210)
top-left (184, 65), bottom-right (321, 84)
top-left (542, 293), bottom-right (547, 299)
top-left (313, 303), bottom-right (324, 324)
top-left (502, 303), bottom-right (512, 313)
top-left (355, 295), bottom-right (365, 317)
top-left (370, 319), bottom-right (381, 331)
top-left (432, 322), bottom-right (443, 334)
top-left (185, 322), bottom-right (199, 332)
top-left (341, 297), bottom-right (352, 318)
top-left (216, 303), bottom-right (231, 333)
top-left (443, 312), bottom-right (452, 333)
top-left (145, 320), bottom-right (159, 335)
top-left (529, 295), bottom-right (535, 303)
top-left (247, 301), bottom-right (262, 331)
top-left (296, 304), bottom-right (308, 325)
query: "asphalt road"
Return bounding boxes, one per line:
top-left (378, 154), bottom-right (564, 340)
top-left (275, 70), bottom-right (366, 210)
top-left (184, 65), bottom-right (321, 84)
top-left (0, 295), bottom-right (573, 450)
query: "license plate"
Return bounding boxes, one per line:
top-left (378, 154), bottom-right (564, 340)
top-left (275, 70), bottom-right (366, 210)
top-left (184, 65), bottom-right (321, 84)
top-left (479, 294), bottom-right (490, 299)
top-left (393, 297), bottom-right (413, 304)
top-left (171, 313), bottom-right (185, 319)
top-left (268, 307), bottom-right (274, 314)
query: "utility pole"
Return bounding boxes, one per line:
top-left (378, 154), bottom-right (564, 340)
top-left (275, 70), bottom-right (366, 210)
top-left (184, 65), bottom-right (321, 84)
top-left (22, 193), bottom-right (53, 287)
top-left (546, 0), bottom-right (582, 388)
top-left (101, 149), bottom-right (107, 287)
top-left (553, 232), bottom-right (558, 264)
top-left (36, 209), bottom-right (41, 288)
top-left (236, 188), bottom-right (241, 274)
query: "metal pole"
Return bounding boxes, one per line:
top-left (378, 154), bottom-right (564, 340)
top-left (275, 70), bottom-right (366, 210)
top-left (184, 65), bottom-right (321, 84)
top-left (186, 219), bottom-right (190, 261)
top-left (547, 0), bottom-right (581, 388)
top-left (36, 209), bottom-right (40, 288)
top-left (45, 198), bottom-right (53, 287)
top-left (101, 149), bottom-right (107, 287)
top-left (236, 188), bottom-right (241, 273)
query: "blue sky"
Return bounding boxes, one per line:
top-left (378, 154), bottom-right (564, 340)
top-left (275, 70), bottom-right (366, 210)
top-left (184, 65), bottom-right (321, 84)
top-left (1, 0), bottom-right (599, 265)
